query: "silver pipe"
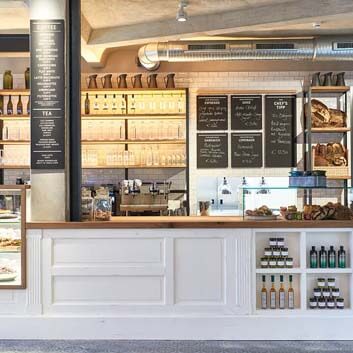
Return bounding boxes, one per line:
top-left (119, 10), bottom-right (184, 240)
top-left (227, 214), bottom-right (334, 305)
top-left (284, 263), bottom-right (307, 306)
top-left (138, 37), bottom-right (353, 70)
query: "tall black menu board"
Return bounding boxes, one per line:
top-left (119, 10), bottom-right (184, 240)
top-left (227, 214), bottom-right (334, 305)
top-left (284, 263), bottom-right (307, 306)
top-left (197, 133), bottom-right (228, 168)
top-left (231, 95), bottom-right (262, 130)
top-left (231, 133), bottom-right (263, 168)
top-left (265, 95), bottom-right (296, 167)
top-left (30, 20), bottom-right (65, 169)
top-left (197, 95), bottom-right (228, 130)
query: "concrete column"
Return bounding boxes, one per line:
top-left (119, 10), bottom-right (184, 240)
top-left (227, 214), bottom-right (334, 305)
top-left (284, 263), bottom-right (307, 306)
top-left (29, 0), bottom-right (66, 221)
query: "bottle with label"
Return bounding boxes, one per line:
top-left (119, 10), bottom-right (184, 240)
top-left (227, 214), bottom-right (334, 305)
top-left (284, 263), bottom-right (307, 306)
top-left (279, 275), bottom-right (285, 309)
top-left (120, 94), bottom-right (126, 114)
top-left (310, 246), bottom-right (318, 268)
top-left (111, 94), bottom-right (118, 111)
top-left (328, 245), bottom-right (336, 268)
top-left (17, 95), bottom-right (23, 115)
top-left (84, 93), bottom-right (90, 115)
top-left (7, 95), bottom-right (13, 115)
top-left (93, 94), bottom-right (99, 111)
top-left (261, 275), bottom-right (267, 309)
top-left (130, 94), bottom-right (136, 113)
top-left (270, 275), bottom-right (276, 309)
top-left (0, 95), bottom-right (4, 115)
top-left (26, 99), bottom-right (30, 115)
top-left (103, 94), bottom-right (109, 111)
top-left (288, 275), bottom-right (294, 309)
top-left (319, 246), bottom-right (327, 268)
top-left (338, 246), bottom-right (346, 268)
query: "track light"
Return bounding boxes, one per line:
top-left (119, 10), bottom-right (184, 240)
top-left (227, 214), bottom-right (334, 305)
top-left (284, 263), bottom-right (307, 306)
top-left (176, 0), bottom-right (188, 22)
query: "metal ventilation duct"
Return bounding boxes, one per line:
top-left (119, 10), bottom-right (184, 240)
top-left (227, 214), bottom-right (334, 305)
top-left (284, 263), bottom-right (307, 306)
top-left (138, 37), bottom-right (353, 70)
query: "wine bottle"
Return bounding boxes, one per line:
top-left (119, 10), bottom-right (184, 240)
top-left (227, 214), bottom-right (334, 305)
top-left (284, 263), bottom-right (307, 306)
top-left (0, 95), bottom-right (3, 115)
top-left (328, 245), bottom-right (336, 268)
top-left (27, 99), bottom-right (30, 115)
top-left (338, 246), bottom-right (346, 268)
top-left (103, 94), bottom-right (108, 110)
top-left (111, 94), bottom-right (118, 111)
top-left (319, 246), bottom-right (327, 268)
top-left (84, 93), bottom-right (90, 115)
top-left (270, 275), bottom-right (276, 309)
top-left (7, 95), bottom-right (13, 115)
top-left (288, 275), bottom-right (294, 309)
top-left (279, 275), bottom-right (285, 309)
top-left (261, 275), bottom-right (267, 309)
top-left (17, 95), bottom-right (23, 115)
top-left (310, 246), bottom-right (318, 268)
top-left (93, 94), bottom-right (99, 110)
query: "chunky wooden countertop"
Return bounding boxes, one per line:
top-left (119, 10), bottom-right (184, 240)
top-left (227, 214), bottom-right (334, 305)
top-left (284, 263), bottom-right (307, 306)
top-left (26, 216), bottom-right (353, 229)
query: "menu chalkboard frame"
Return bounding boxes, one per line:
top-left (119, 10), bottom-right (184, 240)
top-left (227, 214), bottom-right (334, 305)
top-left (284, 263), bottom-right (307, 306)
top-left (231, 95), bottom-right (262, 130)
top-left (197, 95), bottom-right (228, 131)
top-left (197, 133), bottom-right (228, 169)
top-left (231, 133), bottom-right (263, 168)
top-left (264, 95), bottom-right (296, 168)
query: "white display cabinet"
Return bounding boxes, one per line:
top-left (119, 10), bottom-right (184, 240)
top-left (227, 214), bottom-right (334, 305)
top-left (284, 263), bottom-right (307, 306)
top-left (253, 229), bottom-right (353, 315)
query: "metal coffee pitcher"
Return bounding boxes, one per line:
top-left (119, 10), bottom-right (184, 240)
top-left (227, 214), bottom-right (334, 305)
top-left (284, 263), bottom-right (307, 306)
top-left (164, 73), bottom-right (175, 88)
top-left (131, 74), bottom-right (143, 88)
top-left (311, 72), bottom-right (321, 87)
top-left (147, 73), bottom-right (158, 88)
top-left (101, 74), bottom-right (113, 88)
top-left (86, 74), bottom-right (98, 89)
top-left (335, 72), bottom-right (346, 86)
top-left (322, 72), bottom-right (333, 86)
top-left (118, 74), bottom-right (128, 88)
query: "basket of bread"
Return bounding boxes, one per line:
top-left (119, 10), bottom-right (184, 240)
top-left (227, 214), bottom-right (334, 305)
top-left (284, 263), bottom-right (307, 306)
top-left (312, 142), bottom-right (349, 178)
top-left (305, 99), bottom-right (346, 129)
top-left (303, 202), bottom-right (353, 221)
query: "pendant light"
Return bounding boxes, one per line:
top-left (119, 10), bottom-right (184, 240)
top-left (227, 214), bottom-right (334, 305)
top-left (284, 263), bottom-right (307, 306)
top-left (176, 0), bottom-right (188, 22)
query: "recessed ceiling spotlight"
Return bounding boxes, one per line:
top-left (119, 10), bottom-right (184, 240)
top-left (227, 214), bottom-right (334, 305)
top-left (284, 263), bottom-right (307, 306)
top-left (313, 22), bottom-right (321, 29)
top-left (176, 0), bottom-right (188, 22)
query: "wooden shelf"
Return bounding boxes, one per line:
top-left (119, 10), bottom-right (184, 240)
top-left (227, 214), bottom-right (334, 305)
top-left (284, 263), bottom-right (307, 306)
top-left (0, 166), bottom-right (29, 169)
top-left (0, 89), bottom-right (30, 95)
top-left (81, 114), bottom-right (185, 119)
top-left (306, 268), bottom-right (353, 274)
top-left (82, 88), bottom-right (186, 93)
top-left (0, 140), bottom-right (29, 145)
top-left (256, 268), bottom-right (302, 274)
top-left (327, 176), bottom-right (351, 180)
top-left (310, 86), bottom-right (350, 94)
top-left (310, 127), bottom-right (350, 133)
top-left (82, 139), bottom-right (186, 145)
top-left (82, 165), bottom-right (186, 169)
top-left (0, 115), bottom-right (30, 120)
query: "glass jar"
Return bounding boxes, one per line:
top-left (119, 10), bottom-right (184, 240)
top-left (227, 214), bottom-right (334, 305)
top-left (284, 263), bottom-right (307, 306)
top-left (81, 188), bottom-right (94, 221)
top-left (327, 278), bottom-right (336, 288)
top-left (277, 238), bottom-right (285, 247)
top-left (264, 247), bottom-right (272, 257)
top-left (331, 288), bottom-right (340, 297)
top-left (313, 287), bottom-right (322, 297)
top-left (317, 278), bottom-right (326, 287)
top-left (94, 187), bottom-right (112, 221)
top-left (272, 247), bottom-right (281, 257)
top-left (322, 287), bottom-right (330, 297)
top-left (269, 257), bottom-right (277, 268)
top-left (277, 257), bottom-right (285, 268)
top-left (309, 297), bottom-right (317, 309)
top-left (327, 297), bottom-right (335, 309)
top-left (318, 296), bottom-right (326, 309)
top-left (260, 257), bottom-right (269, 268)
top-left (281, 247), bottom-right (289, 257)
top-left (285, 257), bottom-right (293, 268)
top-left (336, 297), bottom-right (344, 309)
top-left (269, 238), bottom-right (277, 247)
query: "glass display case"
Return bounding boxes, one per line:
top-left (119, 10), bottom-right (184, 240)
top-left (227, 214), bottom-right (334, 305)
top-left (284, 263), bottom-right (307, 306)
top-left (242, 186), bottom-right (353, 221)
top-left (0, 185), bottom-right (27, 289)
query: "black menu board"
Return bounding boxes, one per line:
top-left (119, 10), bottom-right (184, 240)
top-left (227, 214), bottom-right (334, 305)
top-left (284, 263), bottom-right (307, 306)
top-left (231, 95), bottom-right (262, 130)
top-left (265, 95), bottom-right (296, 167)
top-left (197, 133), bottom-right (228, 168)
top-left (197, 95), bottom-right (228, 130)
top-left (231, 133), bottom-right (263, 168)
top-left (30, 20), bottom-right (65, 169)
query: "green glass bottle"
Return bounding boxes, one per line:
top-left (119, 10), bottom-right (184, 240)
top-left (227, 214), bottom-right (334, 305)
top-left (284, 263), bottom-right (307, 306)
top-left (3, 70), bottom-right (13, 89)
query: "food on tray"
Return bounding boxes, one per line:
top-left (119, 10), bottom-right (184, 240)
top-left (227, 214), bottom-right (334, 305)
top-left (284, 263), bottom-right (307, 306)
top-left (314, 143), bottom-right (347, 167)
top-left (0, 238), bottom-right (21, 250)
top-left (304, 202), bottom-right (352, 221)
top-left (306, 99), bottom-right (346, 128)
top-left (245, 205), bottom-right (273, 217)
top-left (0, 265), bottom-right (15, 274)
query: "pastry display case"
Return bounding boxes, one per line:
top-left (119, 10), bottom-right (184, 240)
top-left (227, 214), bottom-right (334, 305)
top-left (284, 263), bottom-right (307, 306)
top-left (0, 185), bottom-right (27, 289)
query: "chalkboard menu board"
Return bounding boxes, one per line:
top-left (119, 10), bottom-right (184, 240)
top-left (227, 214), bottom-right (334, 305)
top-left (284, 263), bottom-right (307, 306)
top-left (231, 95), bottom-right (262, 130)
top-left (231, 133), bottom-right (263, 168)
top-left (197, 133), bottom-right (228, 168)
top-left (197, 95), bottom-right (228, 130)
top-left (265, 95), bottom-right (296, 167)
top-left (30, 20), bottom-right (65, 169)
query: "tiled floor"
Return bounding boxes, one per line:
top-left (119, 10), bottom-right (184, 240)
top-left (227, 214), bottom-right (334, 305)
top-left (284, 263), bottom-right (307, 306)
top-left (0, 341), bottom-right (352, 353)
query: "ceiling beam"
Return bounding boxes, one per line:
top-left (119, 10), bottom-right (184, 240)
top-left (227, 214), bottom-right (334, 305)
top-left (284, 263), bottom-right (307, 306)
top-left (87, 0), bottom-right (353, 47)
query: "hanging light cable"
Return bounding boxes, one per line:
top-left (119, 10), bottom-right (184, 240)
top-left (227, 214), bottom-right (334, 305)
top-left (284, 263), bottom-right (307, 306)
top-left (176, 0), bottom-right (188, 22)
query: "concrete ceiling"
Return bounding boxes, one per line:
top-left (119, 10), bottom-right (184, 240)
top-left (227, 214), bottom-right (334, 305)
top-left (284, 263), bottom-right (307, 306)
top-left (1, 0), bottom-right (353, 66)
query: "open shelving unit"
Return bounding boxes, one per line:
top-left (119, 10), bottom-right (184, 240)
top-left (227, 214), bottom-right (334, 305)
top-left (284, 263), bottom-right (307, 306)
top-left (253, 229), bottom-right (353, 315)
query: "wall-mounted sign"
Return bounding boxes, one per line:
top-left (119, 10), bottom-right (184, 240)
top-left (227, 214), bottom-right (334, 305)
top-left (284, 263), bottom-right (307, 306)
top-left (197, 95), bottom-right (228, 130)
top-left (265, 95), bottom-right (296, 167)
top-left (30, 19), bottom-right (65, 169)
top-left (231, 95), bottom-right (262, 130)
top-left (231, 133), bottom-right (263, 168)
top-left (197, 133), bottom-right (228, 168)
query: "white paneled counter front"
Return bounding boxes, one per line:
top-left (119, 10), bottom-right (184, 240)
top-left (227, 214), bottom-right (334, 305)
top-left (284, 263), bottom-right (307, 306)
top-left (1, 219), bottom-right (353, 339)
